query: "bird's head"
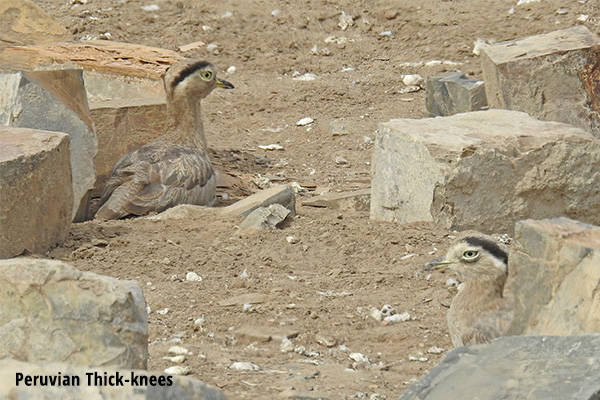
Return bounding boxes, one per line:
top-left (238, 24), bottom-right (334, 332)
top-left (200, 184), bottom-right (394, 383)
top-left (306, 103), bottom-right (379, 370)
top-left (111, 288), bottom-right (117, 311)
top-left (163, 59), bottom-right (234, 101)
top-left (424, 234), bottom-right (509, 281)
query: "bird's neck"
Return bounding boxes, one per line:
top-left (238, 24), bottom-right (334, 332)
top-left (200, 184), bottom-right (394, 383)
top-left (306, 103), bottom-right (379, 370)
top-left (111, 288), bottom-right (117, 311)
top-left (165, 94), bottom-right (207, 148)
top-left (458, 273), bottom-right (507, 302)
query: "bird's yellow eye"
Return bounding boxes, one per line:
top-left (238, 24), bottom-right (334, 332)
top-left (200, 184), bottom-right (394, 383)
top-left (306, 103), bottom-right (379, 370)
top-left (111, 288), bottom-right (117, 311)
top-left (463, 250), bottom-right (479, 260)
top-left (200, 70), bottom-right (213, 80)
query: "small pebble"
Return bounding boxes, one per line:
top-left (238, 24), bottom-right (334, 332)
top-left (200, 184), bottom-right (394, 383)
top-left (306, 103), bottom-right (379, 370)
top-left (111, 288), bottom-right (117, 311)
top-left (162, 355), bottom-right (186, 363)
top-left (281, 337), bottom-right (295, 353)
top-left (141, 4), bottom-right (159, 11)
top-left (296, 117), bottom-right (315, 126)
top-left (168, 346), bottom-right (190, 355)
top-left (186, 272), bottom-right (203, 282)
top-left (229, 361), bottom-right (260, 371)
top-left (427, 346), bottom-right (445, 354)
top-left (286, 235), bottom-right (300, 244)
top-left (164, 366), bottom-right (191, 375)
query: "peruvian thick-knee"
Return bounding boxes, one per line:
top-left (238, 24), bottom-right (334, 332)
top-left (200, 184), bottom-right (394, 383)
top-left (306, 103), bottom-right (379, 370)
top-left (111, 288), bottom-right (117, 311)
top-left (95, 60), bottom-right (234, 220)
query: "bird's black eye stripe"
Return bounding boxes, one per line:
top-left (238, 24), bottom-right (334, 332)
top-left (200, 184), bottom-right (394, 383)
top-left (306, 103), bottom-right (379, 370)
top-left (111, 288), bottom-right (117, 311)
top-left (464, 236), bottom-right (508, 265)
top-left (171, 61), bottom-right (212, 88)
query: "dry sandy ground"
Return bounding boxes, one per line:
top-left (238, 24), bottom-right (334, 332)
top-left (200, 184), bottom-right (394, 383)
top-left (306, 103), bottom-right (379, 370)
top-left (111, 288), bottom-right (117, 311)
top-left (36, 0), bottom-right (600, 399)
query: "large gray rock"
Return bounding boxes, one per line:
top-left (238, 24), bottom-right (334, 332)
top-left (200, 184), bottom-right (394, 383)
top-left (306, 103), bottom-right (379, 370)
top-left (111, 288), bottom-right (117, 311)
top-left (0, 127), bottom-right (73, 259)
top-left (481, 26), bottom-right (600, 137)
top-left (0, 69), bottom-right (97, 221)
top-left (0, 258), bottom-right (148, 369)
top-left (425, 71), bottom-right (487, 117)
top-left (508, 217), bottom-right (600, 336)
top-left (399, 335), bottom-right (600, 400)
top-left (0, 359), bottom-right (227, 399)
top-left (370, 110), bottom-right (600, 234)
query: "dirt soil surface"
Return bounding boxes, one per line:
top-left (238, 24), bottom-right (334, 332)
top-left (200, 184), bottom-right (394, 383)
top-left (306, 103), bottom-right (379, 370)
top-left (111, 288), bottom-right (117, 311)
top-left (37, 1), bottom-right (600, 399)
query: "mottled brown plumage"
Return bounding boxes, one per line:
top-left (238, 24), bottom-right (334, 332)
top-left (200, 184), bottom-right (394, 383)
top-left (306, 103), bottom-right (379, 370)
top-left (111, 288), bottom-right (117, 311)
top-left (425, 233), bottom-right (513, 347)
top-left (95, 60), bottom-right (234, 220)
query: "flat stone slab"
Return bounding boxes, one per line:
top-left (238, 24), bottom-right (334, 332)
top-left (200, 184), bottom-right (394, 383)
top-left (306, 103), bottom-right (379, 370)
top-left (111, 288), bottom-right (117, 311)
top-left (399, 335), bottom-right (600, 400)
top-left (509, 217), bottom-right (600, 337)
top-left (302, 189), bottom-right (370, 211)
top-left (0, 127), bottom-right (72, 258)
top-left (0, 258), bottom-right (148, 369)
top-left (481, 26), bottom-right (600, 137)
top-left (0, 359), bottom-right (227, 399)
top-left (370, 109), bottom-right (600, 233)
top-left (220, 185), bottom-right (296, 217)
top-left (0, 68), bottom-right (97, 221)
top-left (0, 40), bottom-right (181, 80)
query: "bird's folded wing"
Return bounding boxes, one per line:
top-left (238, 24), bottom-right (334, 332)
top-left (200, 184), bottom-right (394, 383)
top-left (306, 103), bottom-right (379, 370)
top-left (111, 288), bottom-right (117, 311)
top-left (96, 145), bottom-right (215, 219)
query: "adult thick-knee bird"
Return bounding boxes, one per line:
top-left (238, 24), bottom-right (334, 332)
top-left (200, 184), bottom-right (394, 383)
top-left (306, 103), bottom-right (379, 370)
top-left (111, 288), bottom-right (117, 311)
top-left (95, 60), bottom-right (234, 220)
top-left (425, 234), bottom-right (513, 347)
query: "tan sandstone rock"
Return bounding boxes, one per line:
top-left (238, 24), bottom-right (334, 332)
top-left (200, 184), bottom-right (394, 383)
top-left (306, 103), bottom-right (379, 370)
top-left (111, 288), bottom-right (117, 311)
top-left (0, 258), bottom-right (148, 369)
top-left (370, 109), bottom-right (600, 234)
top-left (481, 26), bottom-right (600, 137)
top-left (0, 127), bottom-right (72, 258)
top-left (508, 217), bottom-right (600, 336)
top-left (90, 98), bottom-right (169, 197)
top-left (0, 0), bottom-right (72, 50)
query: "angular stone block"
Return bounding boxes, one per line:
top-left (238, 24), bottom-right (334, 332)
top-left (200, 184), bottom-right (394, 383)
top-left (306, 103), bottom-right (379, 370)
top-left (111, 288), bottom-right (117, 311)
top-left (508, 217), bottom-right (600, 336)
top-left (0, 0), bottom-right (72, 50)
top-left (425, 71), bottom-right (487, 116)
top-left (0, 258), bottom-right (148, 369)
top-left (370, 110), bottom-right (600, 233)
top-left (399, 335), bottom-right (600, 400)
top-left (0, 69), bottom-right (97, 221)
top-left (0, 127), bottom-right (72, 258)
top-left (481, 26), bottom-right (600, 137)
top-left (90, 98), bottom-right (168, 197)
top-left (0, 359), bottom-right (227, 399)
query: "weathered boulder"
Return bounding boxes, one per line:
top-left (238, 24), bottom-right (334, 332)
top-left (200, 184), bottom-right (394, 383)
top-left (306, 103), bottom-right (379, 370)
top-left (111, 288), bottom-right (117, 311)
top-left (398, 335), bottom-right (600, 400)
top-left (0, 0), bottom-right (72, 50)
top-left (0, 68), bottom-right (97, 221)
top-left (0, 258), bottom-right (148, 369)
top-left (90, 98), bottom-right (168, 197)
top-left (0, 127), bottom-right (72, 259)
top-left (508, 217), bottom-right (600, 336)
top-left (370, 110), bottom-right (600, 234)
top-left (425, 71), bottom-right (487, 117)
top-left (481, 25), bottom-right (600, 137)
top-left (0, 359), bottom-right (227, 399)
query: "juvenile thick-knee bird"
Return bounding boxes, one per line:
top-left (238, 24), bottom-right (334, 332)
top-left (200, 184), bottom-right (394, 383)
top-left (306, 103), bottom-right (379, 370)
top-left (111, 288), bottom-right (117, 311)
top-left (95, 60), bottom-right (234, 220)
top-left (425, 234), bottom-right (513, 347)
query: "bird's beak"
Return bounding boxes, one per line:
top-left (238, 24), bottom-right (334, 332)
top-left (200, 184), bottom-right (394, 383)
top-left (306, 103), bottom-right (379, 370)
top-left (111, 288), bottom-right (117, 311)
top-left (216, 78), bottom-right (234, 89)
top-left (424, 256), bottom-right (452, 271)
